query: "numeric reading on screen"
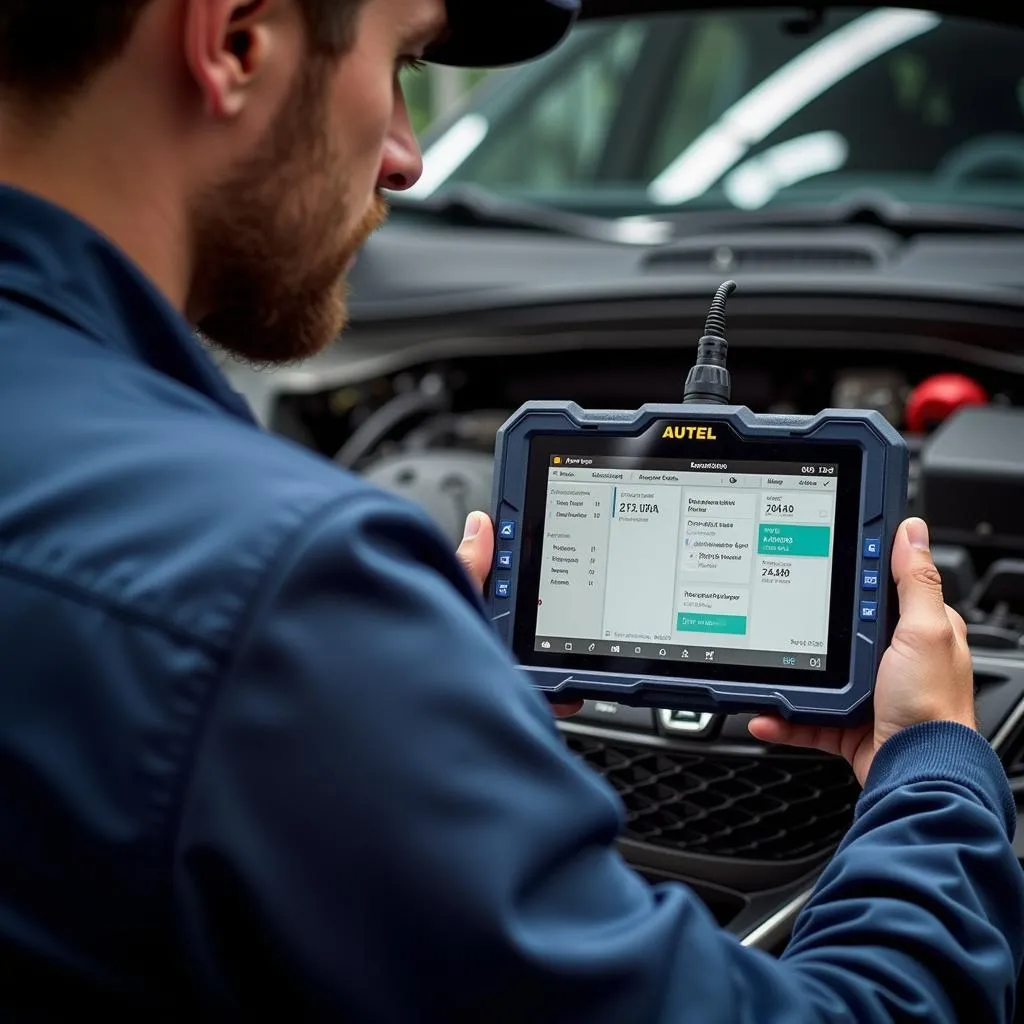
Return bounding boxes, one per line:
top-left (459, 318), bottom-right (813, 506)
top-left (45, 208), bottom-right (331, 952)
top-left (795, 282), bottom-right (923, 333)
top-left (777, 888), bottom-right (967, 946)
top-left (534, 458), bottom-right (837, 670)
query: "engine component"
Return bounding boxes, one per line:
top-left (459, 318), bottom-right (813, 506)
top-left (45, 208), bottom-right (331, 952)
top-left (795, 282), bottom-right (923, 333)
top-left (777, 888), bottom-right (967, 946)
top-left (919, 405), bottom-right (1024, 553)
top-left (360, 450), bottom-right (494, 547)
top-left (905, 372), bottom-right (987, 433)
top-left (930, 544), bottom-right (977, 610)
top-left (334, 375), bottom-right (450, 469)
top-left (965, 559), bottom-right (1024, 651)
top-left (831, 369), bottom-right (908, 427)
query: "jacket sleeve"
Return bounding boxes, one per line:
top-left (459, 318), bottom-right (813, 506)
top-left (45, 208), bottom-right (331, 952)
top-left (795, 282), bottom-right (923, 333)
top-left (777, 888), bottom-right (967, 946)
top-left (171, 492), bottom-right (1024, 1022)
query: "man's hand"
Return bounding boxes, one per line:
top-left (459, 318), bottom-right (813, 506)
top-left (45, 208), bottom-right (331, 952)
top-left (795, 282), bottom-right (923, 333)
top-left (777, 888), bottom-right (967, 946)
top-left (457, 512), bottom-right (583, 719)
top-left (748, 516), bottom-right (976, 786)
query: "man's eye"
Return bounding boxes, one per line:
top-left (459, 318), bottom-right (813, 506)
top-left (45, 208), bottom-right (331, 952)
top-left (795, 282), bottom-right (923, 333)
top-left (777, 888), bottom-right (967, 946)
top-left (398, 57), bottom-right (426, 74)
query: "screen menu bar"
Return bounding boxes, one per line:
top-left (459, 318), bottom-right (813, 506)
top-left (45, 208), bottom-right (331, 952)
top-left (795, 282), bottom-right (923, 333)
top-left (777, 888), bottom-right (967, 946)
top-left (551, 456), bottom-right (838, 474)
top-left (547, 460), bottom-right (838, 491)
top-left (535, 637), bottom-right (828, 671)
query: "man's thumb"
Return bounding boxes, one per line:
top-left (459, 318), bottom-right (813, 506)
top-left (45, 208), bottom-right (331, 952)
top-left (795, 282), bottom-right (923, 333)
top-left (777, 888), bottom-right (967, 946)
top-left (455, 511), bottom-right (493, 592)
top-left (891, 517), bottom-right (947, 621)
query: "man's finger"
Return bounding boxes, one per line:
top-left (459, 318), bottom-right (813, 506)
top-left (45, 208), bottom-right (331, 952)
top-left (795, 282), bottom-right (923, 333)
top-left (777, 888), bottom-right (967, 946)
top-left (552, 701), bottom-right (584, 718)
top-left (748, 715), bottom-right (845, 758)
top-left (455, 511), bottom-right (494, 592)
top-left (891, 517), bottom-right (948, 623)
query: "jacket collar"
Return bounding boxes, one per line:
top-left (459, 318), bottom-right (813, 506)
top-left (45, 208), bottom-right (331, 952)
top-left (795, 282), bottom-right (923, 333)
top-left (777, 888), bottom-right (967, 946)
top-left (0, 183), bottom-right (257, 425)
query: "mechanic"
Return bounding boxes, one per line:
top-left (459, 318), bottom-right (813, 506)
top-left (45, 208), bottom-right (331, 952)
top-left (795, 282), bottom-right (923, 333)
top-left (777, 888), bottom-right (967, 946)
top-left (0, 0), bottom-right (1020, 1019)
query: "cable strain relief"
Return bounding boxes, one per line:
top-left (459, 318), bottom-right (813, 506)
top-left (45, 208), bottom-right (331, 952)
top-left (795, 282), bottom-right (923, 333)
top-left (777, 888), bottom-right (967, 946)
top-left (693, 333), bottom-right (729, 368)
top-left (683, 364), bottom-right (731, 405)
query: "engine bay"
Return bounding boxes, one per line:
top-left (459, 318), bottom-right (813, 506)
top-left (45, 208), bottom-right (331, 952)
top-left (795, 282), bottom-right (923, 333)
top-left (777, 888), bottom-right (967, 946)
top-left (230, 289), bottom-right (1024, 948)
top-left (262, 302), bottom-right (1024, 656)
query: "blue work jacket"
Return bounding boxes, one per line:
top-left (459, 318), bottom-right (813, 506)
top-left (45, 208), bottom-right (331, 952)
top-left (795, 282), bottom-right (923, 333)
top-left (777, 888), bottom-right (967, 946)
top-left (0, 184), bottom-right (1021, 1021)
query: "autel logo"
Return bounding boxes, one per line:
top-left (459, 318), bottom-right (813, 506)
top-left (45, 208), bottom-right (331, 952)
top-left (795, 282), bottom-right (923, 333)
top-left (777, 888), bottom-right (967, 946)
top-left (661, 425), bottom-right (718, 440)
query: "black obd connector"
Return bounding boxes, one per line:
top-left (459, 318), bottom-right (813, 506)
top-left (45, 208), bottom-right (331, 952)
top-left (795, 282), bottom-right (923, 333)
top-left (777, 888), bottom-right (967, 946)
top-left (683, 280), bottom-right (737, 405)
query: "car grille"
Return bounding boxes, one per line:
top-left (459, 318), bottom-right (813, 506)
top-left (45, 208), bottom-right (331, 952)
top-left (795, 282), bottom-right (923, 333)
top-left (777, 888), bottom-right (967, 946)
top-left (565, 733), bottom-right (860, 862)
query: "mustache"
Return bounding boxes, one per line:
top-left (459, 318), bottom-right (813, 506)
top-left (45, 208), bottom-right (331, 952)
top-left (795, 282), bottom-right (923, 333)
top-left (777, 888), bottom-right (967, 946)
top-left (340, 191), bottom-right (389, 271)
top-left (362, 190), bottom-right (389, 236)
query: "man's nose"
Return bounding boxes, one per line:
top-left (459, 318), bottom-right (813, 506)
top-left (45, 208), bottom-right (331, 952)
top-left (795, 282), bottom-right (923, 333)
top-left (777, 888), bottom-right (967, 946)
top-left (377, 95), bottom-right (423, 192)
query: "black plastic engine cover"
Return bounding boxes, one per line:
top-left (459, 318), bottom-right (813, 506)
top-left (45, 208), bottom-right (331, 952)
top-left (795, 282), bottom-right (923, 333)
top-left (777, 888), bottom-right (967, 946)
top-left (919, 405), bottom-right (1024, 553)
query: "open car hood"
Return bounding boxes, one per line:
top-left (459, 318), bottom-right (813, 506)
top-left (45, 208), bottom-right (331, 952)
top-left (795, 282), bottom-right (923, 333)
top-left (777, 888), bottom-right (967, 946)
top-left (577, 1), bottom-right (1024, 29)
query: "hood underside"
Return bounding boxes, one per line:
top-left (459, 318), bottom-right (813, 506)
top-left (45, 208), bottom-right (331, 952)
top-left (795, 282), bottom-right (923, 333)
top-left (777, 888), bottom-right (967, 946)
top-left (577, 1), bottom-right (1023, 30)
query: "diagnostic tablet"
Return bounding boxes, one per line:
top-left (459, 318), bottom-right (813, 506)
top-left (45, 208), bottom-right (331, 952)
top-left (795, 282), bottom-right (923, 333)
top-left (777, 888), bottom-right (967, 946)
top-left (486, 286), bottom-right (909, 725)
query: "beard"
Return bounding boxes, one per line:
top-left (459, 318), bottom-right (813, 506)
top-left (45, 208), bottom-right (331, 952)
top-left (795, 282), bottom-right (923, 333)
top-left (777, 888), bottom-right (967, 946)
top-left (190, 57), bottom-right (387, 366)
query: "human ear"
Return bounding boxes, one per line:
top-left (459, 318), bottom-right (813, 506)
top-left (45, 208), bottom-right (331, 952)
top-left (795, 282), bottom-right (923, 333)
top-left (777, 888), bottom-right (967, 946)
top-left (182, 0), bottom-right (276, 118)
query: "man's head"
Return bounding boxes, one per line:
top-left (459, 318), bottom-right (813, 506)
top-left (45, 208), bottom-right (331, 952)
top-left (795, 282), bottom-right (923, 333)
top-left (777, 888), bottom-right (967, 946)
top-left (0, 0), bottom-right (576, 366)
top-left (0, 0), bottom-right (445, 364)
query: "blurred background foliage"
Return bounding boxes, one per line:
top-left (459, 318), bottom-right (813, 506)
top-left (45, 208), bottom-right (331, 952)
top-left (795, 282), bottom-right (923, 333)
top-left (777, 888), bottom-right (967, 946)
top-left (402, 65), bottom-right (492, 135)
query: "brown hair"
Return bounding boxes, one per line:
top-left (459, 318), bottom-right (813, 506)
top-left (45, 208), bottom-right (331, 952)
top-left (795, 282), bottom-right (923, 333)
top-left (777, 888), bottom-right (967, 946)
top-left (0, 0), bottom-right (365, 105)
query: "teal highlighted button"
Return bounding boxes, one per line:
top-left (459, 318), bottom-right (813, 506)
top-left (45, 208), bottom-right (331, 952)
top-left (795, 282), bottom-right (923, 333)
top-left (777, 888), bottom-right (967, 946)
top-left (676, 613), bottom-right (748, 635)
top-left (758, 523), bottom-right (831, 557)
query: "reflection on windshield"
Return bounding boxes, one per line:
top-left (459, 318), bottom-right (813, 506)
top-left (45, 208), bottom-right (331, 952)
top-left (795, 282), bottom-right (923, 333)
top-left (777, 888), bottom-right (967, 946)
top-left (647, 8), bottom-right (939, 204)
top-left (722, 131), bottom-right (849, 209)
top-left (409, 114), bottom-right (489, 198)
top-left (408, 8), bottom-right (1024, 215)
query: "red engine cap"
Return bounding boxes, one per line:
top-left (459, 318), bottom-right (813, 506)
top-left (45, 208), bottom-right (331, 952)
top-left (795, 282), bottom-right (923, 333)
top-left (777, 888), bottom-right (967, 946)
top-left (905, 373), bottom-right (987, 432)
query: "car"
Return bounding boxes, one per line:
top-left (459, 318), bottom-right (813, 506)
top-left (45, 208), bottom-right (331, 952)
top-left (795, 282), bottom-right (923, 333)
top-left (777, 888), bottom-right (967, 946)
top-left (221, 0), bottom-right (1024, 979)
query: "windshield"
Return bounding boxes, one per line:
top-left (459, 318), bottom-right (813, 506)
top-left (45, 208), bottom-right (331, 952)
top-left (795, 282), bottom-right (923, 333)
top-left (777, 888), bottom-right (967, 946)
top-left (406, 7), bottom-right (1024, 216)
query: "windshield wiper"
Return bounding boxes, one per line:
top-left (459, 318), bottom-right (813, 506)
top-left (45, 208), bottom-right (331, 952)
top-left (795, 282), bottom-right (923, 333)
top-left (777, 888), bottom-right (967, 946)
top-left (390, 185), bottom-right (1024, 243)
top-left (661, 189), bottom-right (1024, 238)
top-left (389, 184), bottom-right (673, 246)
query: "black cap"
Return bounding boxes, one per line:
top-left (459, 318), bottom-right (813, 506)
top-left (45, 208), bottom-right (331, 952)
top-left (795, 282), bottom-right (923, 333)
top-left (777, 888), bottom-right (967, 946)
top-left (424, 0), bottom-right (580, 68)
